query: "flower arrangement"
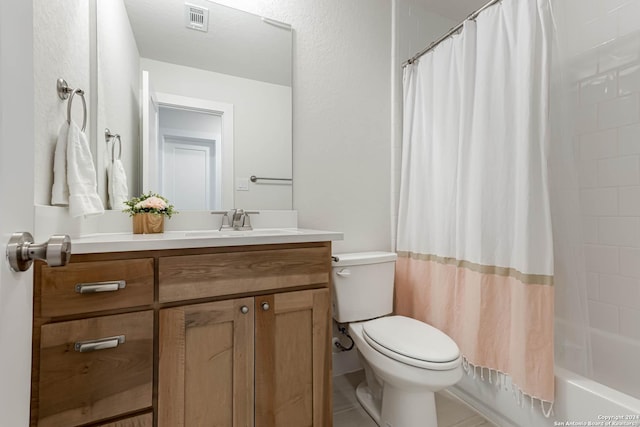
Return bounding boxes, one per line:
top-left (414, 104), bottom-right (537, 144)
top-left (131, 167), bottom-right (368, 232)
top-left (123, 192), bottom-right (177, 218)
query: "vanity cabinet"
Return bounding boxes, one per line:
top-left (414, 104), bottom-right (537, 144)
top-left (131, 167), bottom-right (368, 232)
top-left (31, 242), bottom-right (332, 427)
top-left (158, 289), bottom-right (331, 427)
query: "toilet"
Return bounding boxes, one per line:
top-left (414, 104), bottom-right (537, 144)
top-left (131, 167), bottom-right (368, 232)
top-left (332, 252), bottom-right (463, 427)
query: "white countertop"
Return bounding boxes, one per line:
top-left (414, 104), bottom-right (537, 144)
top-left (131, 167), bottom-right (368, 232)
top-left (70, 228), bottom-right (344, 254)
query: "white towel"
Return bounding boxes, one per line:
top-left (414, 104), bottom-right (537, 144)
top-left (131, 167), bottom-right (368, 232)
top-left (51, 122), bottom-right (70, 205)
top-left (107, 159), bottom-right (129, 210)
top-left (66, 120), bottom-right (104, 217)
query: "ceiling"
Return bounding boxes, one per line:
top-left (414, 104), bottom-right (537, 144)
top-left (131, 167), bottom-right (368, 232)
top-left (119, 0), bottom-right (488, 86)
top-left (122, 0), bottom-right (292, 86)
top-left (421, 0), bottom-right (491, 21)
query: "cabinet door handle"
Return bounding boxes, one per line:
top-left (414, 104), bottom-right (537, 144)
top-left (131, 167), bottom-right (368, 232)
top-left (74, 335), bottom-right (125, 353)
top-left (240, 305), bottom-right (249, 314)
top-left (75, 280), bottom-right (126, 294)
top-left (261, 302), bottom-right (270, 311)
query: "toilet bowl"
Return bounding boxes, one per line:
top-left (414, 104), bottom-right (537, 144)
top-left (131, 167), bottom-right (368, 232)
top-left (332, 252), bottom-right (463, 427)
top-left (349, 318), bottom-right (463, 426)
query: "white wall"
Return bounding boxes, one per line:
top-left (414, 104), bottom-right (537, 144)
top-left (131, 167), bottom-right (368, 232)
top-left (96, 0), bottom-right (140, 207)
top-left (210, 0), bottom-right (393, 253)
top-left (141, 58), bottom-right (292, 211)
top-left (34, 0), bottom-right (91, 206)
top-left (160, 108), bottom-right (222, 137)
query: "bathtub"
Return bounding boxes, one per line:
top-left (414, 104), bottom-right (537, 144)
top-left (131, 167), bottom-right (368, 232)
top-left (446, 366), bottom-right (640, 426)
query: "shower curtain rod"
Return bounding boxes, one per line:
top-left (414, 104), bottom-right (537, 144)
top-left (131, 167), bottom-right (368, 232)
top-left (402, 0), bottom-right (502, 67)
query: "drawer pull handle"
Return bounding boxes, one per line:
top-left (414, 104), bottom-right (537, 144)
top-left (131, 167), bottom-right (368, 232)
top-left (75, 280), bottom-right (126, 294)
top-left (74, 335), bottom-right (125, 353)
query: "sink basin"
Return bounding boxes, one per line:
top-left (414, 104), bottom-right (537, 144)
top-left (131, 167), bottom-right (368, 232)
top-left (184, 228), bottom-right (303, 238)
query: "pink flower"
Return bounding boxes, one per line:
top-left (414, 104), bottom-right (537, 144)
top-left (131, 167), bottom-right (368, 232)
top-left (135, 196), bottom-right (167, 210)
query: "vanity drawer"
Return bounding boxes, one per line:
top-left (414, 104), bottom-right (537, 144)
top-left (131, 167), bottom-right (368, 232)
top-left (39, 258), bottom-right (154, 317)
top-left (37, 311), bottom-right (153, 427)
top-left (158, 245), bottom-right (330, 302)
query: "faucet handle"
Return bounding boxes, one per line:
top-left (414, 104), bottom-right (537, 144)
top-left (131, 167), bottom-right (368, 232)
top-left (211, 210), bottom-right (232, 230)
top-left (240, 211), bottom-right (260, 229)
top-left (243, 213), bottom-right (253, 229)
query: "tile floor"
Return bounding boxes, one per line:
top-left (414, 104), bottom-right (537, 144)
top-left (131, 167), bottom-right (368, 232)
top-left (333, 371), bottom-right (495, 427)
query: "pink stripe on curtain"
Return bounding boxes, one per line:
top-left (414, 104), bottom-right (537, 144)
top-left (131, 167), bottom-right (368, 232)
top-left (395, 255), bottom-right (554, 402)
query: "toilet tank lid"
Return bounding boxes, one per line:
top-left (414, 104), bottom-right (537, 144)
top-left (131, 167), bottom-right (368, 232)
top-left (332, 251), bottom-right (397, 267)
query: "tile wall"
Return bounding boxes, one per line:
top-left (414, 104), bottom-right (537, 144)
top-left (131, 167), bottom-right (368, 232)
top-left (569, 0), bottom-right (640, 399)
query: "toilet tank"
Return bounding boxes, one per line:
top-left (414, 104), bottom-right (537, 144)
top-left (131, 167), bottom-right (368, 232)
top-left (331, 252), bottom-right (397, 323)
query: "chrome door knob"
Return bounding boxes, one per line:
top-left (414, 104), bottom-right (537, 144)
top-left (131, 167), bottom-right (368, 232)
top-left (240, 305), bottom-right (249, 314)
top-left (6, 232), bottom-right (71, 272)
top-left (261, 302), bottom-right (270, 311)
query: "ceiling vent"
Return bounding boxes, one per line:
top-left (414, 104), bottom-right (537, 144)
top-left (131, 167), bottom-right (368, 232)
top-left (185, 3), bottom-right (209, 32)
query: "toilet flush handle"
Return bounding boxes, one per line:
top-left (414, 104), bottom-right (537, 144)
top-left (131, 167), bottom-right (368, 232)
top-left (336, 269), bottom-right (351, 277)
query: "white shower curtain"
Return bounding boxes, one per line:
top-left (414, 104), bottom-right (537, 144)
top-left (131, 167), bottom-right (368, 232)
top-left (396, 0), bottom-right (555, 408)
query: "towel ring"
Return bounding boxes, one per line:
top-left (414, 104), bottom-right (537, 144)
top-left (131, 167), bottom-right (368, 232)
top-left (105, 128), bottom-right (122, 162)
top-left (57, 78), bottom-right (87, 132)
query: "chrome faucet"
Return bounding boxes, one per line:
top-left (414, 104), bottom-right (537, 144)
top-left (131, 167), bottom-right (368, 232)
top-left (211, 209), bottom-right (259, 231)
top-left (232, 209), bottom-right (245, 229)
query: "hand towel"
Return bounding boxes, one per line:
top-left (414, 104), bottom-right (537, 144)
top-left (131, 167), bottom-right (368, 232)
top-left (66, 120), bottom-right (104, 217)
top-left (51, 122), bottom-right (70, 205)
top-left (107, 159), bottom-right (129, 210)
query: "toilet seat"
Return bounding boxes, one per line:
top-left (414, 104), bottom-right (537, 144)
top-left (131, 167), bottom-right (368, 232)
top-left (362, 315), bottom-right (461, 371)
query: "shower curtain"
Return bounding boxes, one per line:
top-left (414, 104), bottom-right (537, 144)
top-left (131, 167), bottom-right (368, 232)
top-left (395, 0), bottom-right (555, 409)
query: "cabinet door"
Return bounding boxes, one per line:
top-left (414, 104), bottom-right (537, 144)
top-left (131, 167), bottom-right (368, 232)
top-left (158, 297), bottom-right (254, 427)
top-left (255, 288), bottom-right (332, 427)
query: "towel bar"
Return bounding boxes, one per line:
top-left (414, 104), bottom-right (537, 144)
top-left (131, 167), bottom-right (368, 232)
top-left (249, 175), bottom-right (293, 183)
top-left (57, 78), bottom-right (87, 132)
top-left (105, 128), bottom-right (122, 162)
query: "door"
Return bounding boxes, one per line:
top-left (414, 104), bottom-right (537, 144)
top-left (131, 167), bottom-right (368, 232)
top-left (0, 0), bottom-right (37, 425)
top-left (255, 288), bottom-right (332, 427)
top-left (141, 70), bottom-right (159, 192)
top-left (162, 137), bottom-right (216, 210)
top-left (158, 297), bottom-right (254, 427)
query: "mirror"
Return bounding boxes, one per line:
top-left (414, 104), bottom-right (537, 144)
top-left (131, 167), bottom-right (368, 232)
top-left (95, 0), bottom-right (292, 211)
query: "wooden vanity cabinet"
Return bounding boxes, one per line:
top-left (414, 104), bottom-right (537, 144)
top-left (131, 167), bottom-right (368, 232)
top-left (158, 288), bottom-right (331, 427)
top-left (32, 242), bottom-right (333, 427)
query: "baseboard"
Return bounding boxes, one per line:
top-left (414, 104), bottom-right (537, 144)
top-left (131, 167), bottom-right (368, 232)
top-left (444, 386), bottom-right (518, 427)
